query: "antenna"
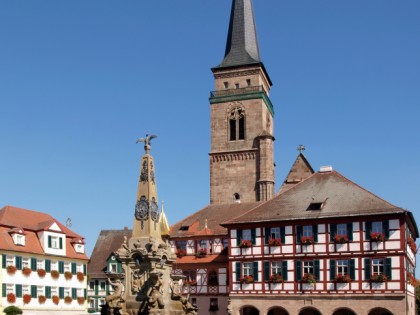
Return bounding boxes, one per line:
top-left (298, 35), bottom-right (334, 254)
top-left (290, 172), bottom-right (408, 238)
top-left (66, 218), bottom-right (72, 228)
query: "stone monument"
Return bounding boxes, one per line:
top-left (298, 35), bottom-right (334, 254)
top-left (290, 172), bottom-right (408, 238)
top-left (105, 135), bottom-right (197, 315)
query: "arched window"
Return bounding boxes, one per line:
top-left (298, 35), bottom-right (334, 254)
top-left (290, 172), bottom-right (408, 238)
top-left (229, 106), bottom-right (245, 141)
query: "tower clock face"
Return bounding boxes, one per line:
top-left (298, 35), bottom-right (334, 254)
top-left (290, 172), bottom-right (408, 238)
top-left (135, 196), bottom-right (149, 220)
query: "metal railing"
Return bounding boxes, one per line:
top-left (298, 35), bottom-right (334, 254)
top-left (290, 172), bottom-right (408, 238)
top-left (210, 85), bottom-right (265, 98)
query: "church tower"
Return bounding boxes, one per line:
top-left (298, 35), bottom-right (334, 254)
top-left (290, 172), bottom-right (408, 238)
top-left (209, 0), bottom-right (275, 205)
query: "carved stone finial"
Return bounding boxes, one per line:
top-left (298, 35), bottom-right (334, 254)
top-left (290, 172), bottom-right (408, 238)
top-left (136, 134), bottom-right (158, 154)
top-left (297, 144), bottom-right (305, 154)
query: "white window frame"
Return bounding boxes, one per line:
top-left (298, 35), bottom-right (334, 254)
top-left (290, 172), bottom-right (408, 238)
top-left (271, 261), bottom-right (282, 275)
top-left (99, 281), bottom-right (106, 291)
top-left (270, 227), bottom-right (280, 239)
top-left (243, 262), bottom-right (253, 277)
top-left (337, 260), bottom-right (348, 275)
top-left (37, 286), bottom-right (45, 296)
top-left (22, 258), bottom-right (30, 268)
top-left (109, 263), bottom-right (118, 273)
top-left (89, 281), bottom-right (95, 290)
top-left (302, 226), bottom-right (313, 237)
top-left (51, 287), bottom-right (58, 296)
top-left (50, 236), bottom-right (60, 249)
top-left (6, 256), bottom-right (14, 267)
top-left (15, 234), bottom-right (25, 246)
top-left (22, 285), bottom-right (30, 295)
top-left (6, 284), bottom-right (14, 294)
top-left (51, 261), bottom-right (58, 271)
top-left (372, 258), bottom-right (384, 275)
top-left (89, 298), bottom-right (95, 308)
top-left (372, 222), bottom-right (383, 234)
top-left (303, 261), bottom-right (314, 274)
top-left (64, 262), bottom-right (71, 272)
top-left (242, 229), bottom-right (252, 241)
top-left (337, 224), bottom-right (347, 236)
top-left (64, 287), bottom-right (71, 297)
top-left (37, 260), bottom-right (44, 270)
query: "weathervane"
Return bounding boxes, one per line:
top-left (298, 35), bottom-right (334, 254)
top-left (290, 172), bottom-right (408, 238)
top-left (136, 134), bottom-right (157, 154)
top-left (297, 144), bottom-right (305, 154)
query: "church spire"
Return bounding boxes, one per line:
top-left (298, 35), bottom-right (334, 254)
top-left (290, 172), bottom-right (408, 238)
top-left (218, 0), bottom-right (261, 68)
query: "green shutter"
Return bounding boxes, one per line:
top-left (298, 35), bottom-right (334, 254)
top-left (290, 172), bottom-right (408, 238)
top-left (282, 261), bottom-right (288, 281)
top-left (330, 224), bottom-right (337, 242)
top-left (59, 237), bottom-right (63, 249)
top-left (364, 258), bottom-right (371, 280)
top-left (296, 226), bottom-right (302, 243)
top-left (385, 258), bottom-right (392, 280)
top-left (347, 223), bottom-right (353, 241)
top-left (314, 260), bottom-right (320, 280)
top-left (330, 260), bottom-right (336, 280)
top-left (72, 288), bottom-right (77, 299)
top-left (280, 227), bottom-right (286, 244)
top-left (59, 287), bottom-right (64, 299)
top-left (31, 258), bottom-right (37, 271)
top-left (383, 221), bottom-right (390, 239)
top-left (83, 264), bottom-right (87, 275)
top-left (58, 261), bottom-right (64, 273)
top-left (71, 263), bottom-right (77, 274)
top-left (31, 285), bottom-right (37, 298)
top-left (45, 259), bottom-right (51, 272)
top-left (365, 222), bottom-right (372, 240)
top-left (313, 225), bottom-right (318, 243)
top-left (2, 254), bottom-right (6, 268)
top-left (253, 262), bottom-right (259, 281)
top-left (84, 288), bottom-right (87, 299)
top-left (235, 262), bottom-right (241, 281)
top-left (349, 259), bottom-right (356, 280)
top-left (2, 284), bottom-right (6, 297)
top-left (251, 229), bottom-right (256, 245)
top-left (264, 261), bottom-right (270, 281)
top-left (296, 261), bottom-right (302, 281)
top-left (265, 227), bottom-right (270, 244)
top-left (46, 286), bottom-right (51, 298)
top-left (48, 236), bottom-right (52, 248)
top-left (236, 230), bottom-right (242, 246)
top-left (16, 284), bottom-right (22, 298)
top-left (15, 256), bottom-right (22, 270)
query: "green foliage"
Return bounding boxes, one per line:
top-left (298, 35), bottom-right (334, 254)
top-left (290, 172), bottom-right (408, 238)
top-left (3, 306), bottom-right (23, 315)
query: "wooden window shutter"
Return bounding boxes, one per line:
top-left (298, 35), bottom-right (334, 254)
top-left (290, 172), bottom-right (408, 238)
top-left (385, 258), bottom-right (392, 280)
top-left (31, 258), bottom-right (37, 271)
top-left (236, 230), bottom-right (242, 246)
top-left (330, 224), bottom-right (337, 242)
top-left (364, 258), bottom-right (371, 280)
top-left (313, 225), bottom-right (318, 243)
top-left (59, 287), bottom-right (64, 299)
top-left (45, 286), bottom-right (51, 298)
top-left (31, 285), bottom-right (37, 298)
top-left (347, 223), bottom-right (353, 241)
top-left (280, 227), bottom-right (286, 244)
top-left (2, 284), bottom-right (6, 297)
top-left (349, 259), bottom-right (356, 280)
top-left (253, 262), bottom-right (259, 281)
top-left (2, 254), bottom-right (6, 268)
top-left (296, 226), bottom-right (302, 243)
top-left (84, 289), bottom-right (87, 299)
top-left (296, 260), bottom-right (302, 281)
top-left (314, 260), bottom-right (320, 280)
top-left (329, 260), bottom-right (336, 280)
top-left (264, 261), bottom-right (270, 281)
top-left (235, 262), bottom-right (241, 282)
top-left (251, 229), bottom-right (256, 245)
top-left (71, 263), bottom-right (77, 275)
top-left (365, 222), bottom-right (372, 240)
top-left (264, 227), bottom-right (270, 244)
top-left (59, 261), bottom-right (64, 273)
top-left (72, 288), bottom-right (77, 299)
top-left (16, 256), bottom-right (22, 270)
top-left (83, 264), bottom-right (87, 275)
top-left (16, 284), bottom-right (22, 298)
top-left (282, 261), bottom-right (288, 281)
top-left (45, 259), bottom-right (51, 272)
top-left (59, 237), bottom-right (63, 249)
top-left (383, 220), bottom-right (390, 239)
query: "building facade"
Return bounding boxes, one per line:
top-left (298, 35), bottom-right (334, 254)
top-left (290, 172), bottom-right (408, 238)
top-left (0, 205), bottom-right (88, 315)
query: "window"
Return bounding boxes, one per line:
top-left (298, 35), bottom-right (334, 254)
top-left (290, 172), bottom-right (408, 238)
top-left (366, 221), bottom-right (389, 240)
top-left (233, 193), bottom-right (241, 202)
top-left (235, 83), bottom-right (240, 89)
top-left (176, 241), bottom-right (187, 250)
top-left (302, 226), bottom-right (313, 237)
top-left (242, 230), bottom-right (252, 241)
top-left (51, 287), bottom-right (58, 296)
top-left (16, 234), bottom-right (25, 246)
top-left (109, 263), bottom-right (118, 273)
top-left (243, 262), bottom-right (253, 277)
top-left (37, 286), bottom-right (44, 296)
top-left (6, 284), bottom-right (14, 294)
top-left (191, 298), bottom-right (197, 308)
top-left (99, 298), bottom-right (106, 306)
top-left (208, 270), bottom-right (218, 286)
top-left (222, 239), bottom-right (228, 249)
top-left (89, 282), bottom-right (95, 290)
top-left (270, 228), bottom-right (281, 240)
top-left (296, 260), bottom-right (320, 282)
top-left (100, 281), bottom-right (106, 291)
top-left (89, 299), bottom-right (95, 309)
top-left (303, 261), bottom-right (314, 275)
top-left (297, 225), bottom-right (318, 244)
top-left (246, 79), bottom-right (251, 86)
top-left (271, 261), bottom-right (282, 275)
top-left (199, 240), bottom-right (208, 251)
top-left (48, 236), bottom-right (63, 249)
top-left (337, 224), bottom-right (347, 235)
top-left (223, 82), bottom-right (229, 89)
top-left (337, 260), bottom-right (348, 275)
top-left (37, 260), bottom-right (44, 270)
top-left (64, 262), bottom-right (71, 272)
top-left (307, 202), bottom-right (323, 210)
top-left (183, 270), bottom-right (197, 283)
top-left (237, 229), bottom-right (256, 246)
top-left (209, 298), bottom-right (219, 312)
top-left (264, 261), bottom-right (288, 282)
top-left (229, 106), bottom-right (245, 141)
top-left (364, 258), bottom-right (392, 281)
top-left (372, 258), bottom-right (384, 275)
top-left (22, 285), bottom-right (30, 295)
top-left (330, 259), bottom-right (355, 281)
top-left (64, 287), bottom-right (71, 297)
top-left (372, 222), bottom-right (383, 234)
top-left (22, 258), bottom-right (29, 268)
top-left (6, 256), bottom-right (14, 267)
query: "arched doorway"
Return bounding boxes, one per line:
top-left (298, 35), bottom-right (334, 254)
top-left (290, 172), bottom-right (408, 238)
top-left (298, 307), bottom-right (322, 315)
top-left (267, 306), bottom-right (289, 315)
top-left (368, 308), bottom-right (393, 315)
top-left (332, 308), bottom-right (356, 315)
top-left (241, 306), bottom-right (259, 315)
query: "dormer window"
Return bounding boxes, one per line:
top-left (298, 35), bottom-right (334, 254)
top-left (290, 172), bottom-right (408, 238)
top-left (307, 202), bottom-right (323, 211)
top-left (15, 234), bottom-right (25, 246)
top-left (9, 228), bottom-right (26, 246)
top-left (48, 236), bottom-right (63, 249)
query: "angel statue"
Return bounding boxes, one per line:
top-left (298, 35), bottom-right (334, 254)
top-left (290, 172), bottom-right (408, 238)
top-left (136, 134), bottom-right (157, 154)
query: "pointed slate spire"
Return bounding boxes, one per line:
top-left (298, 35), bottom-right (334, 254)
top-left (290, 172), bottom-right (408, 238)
top-left (218, 0), bottom-right (261, 68)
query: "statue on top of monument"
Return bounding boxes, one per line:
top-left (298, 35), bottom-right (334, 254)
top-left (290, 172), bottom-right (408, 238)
top-left (136, 134), bottom-right (157, 154)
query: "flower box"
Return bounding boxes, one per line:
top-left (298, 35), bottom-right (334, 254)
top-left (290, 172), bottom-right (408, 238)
top-left (370, 232), bottom-right (385, 242)
top-left (302, 273), bottom-right (316, 284)
top-left (7, 293), bottom-right (16, 304)
top-left (268, 238), bottom-right (281, 246)
top-left (370, 274), bottom-right (387, 283)
top-left (239, 240), bottom-right (252, 248)
top-left (64, 271), bottom-right (73, 280)
top-left (51, 270), bottom-right (60, 279)
top-left (300, 236), bottom-right (314, 245)
top-left (38, 295), bottom-right (47, 304)
top-left (334, 235), bottom-right (349, 244)
top-left (195, 249), bottom-right (207, 258)
top-left (64, 296), bottom-right (73, 304)
top-left (335, 274), bottom-right (351, 283)
top-left (176, 249), bottom-right (186, 258)
top-left (239, 275), bottom-right (254, 284)
top-left (408, 237), bottom-right (417, 252)
top-left (269, 273), bottom-right (284, 283)
top-left (77, 297), bottom-right (85, 304)
top-left (23, 294), bottom-right (32, 304)
top-left (77, 271), bottom-right (85, 281)
top-left (6, 265), bottom-right (17, 275)
top-left (22, 267), bottom-right (32, 276)
top-left (37, 269), bottom-right (46, 278)
top-left (52, 295), bottom-right (60, 305)
top-left (407, 272), bottom-right (417, 286)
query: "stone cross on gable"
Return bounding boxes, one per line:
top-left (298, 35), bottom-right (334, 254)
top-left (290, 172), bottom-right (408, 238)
top-left (297, 144), bottom-right (306, 154)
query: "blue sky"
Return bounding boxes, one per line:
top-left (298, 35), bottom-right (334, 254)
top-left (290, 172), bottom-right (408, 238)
top-left (0, 1), bottom-right (419, 256)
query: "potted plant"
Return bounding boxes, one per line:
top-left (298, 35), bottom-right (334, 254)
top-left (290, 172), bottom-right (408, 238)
top-left (300, 236), bottom-right (314, 245)
top-left (176, 249), bottom-right (186, 258)
top-left (268, 238), bottom-right (281, 246)
top-left (407, 272), bottom-right (417, 286)
top-left (51, 270), bottom-right (60, 279)
top-left (6, 265), bottom-right (17, 275)
top-left (302, 273), bottom-right (316, 284)
top-left (37, 268), bottom-right (46, 277)
top-left (335, 274), bottom-right (351, 283)
top-left (77, 271), bottom-right (85, 281)
top-left (23, 294), bottom-right (32, 304)
top-left (77, 297), bottom-right (85, 304)
top-left (408, 237), bottom-right (417, 252)
top-left (370, 232), bottom-right (385, 242)
top-left (370, 274), bottom-right (387, 283)
top-left (22, 267), bottom-right (32, 276)
top-left (269, 273), bottom-right (284, 283)
top-left (334, 235), bottom-right (349, 244)
top-left (38, 295), bottom-right (47, 304)
top-left (239, 275), bottom-right (254, 284)
top-left (64, 271), bottom-right (73, 280)
top-left (239, 240), bottom-right (252, 248)
top-left (52, 295), bottom-right (60, 305)
top-left (7, 292), bottom-right (16, 304)
top-left (64, 296), bottom-right (73, 304)
top-left (195, 249), bottom-right (207, 258)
